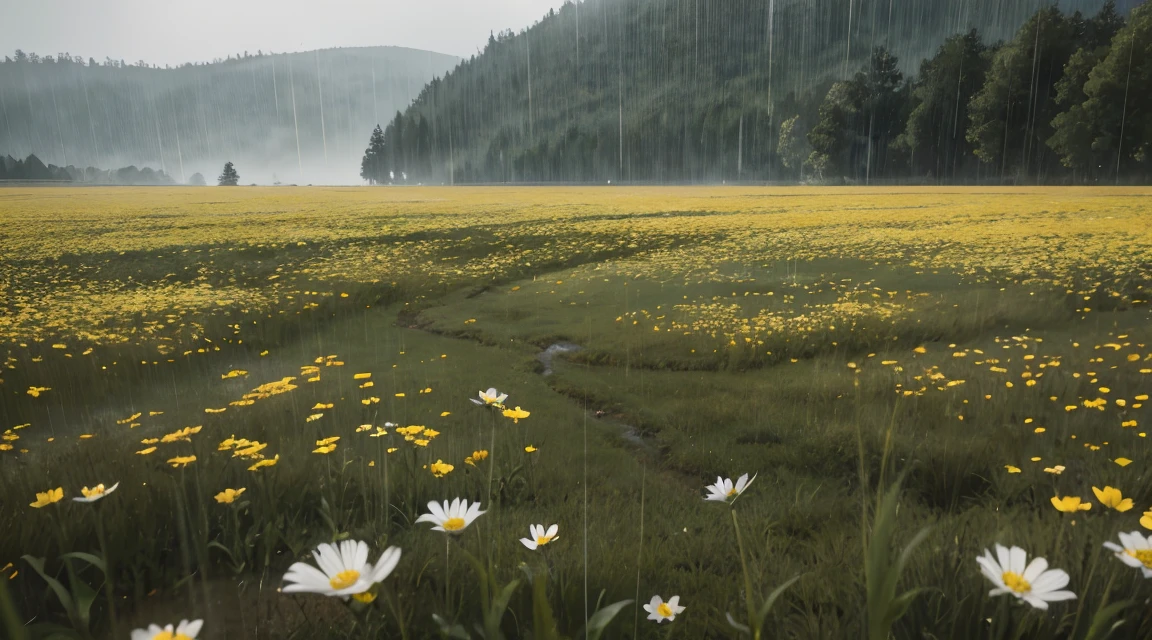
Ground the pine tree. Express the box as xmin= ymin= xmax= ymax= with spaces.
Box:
xmin=967 ymin=7 xmax=1082 ymax=181
xmin=895 ymin=30 xmax=990 ymax=180
xmin=218 ymin=162 xmax=239 ymax=186
xmin=360 ymin=125 xmax=387 ymax=184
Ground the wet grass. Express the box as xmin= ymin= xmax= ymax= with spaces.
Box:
xmin=2 ymin=187 xmax=1152 ymax=639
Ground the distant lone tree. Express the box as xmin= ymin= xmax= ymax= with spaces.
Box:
xmin=778 ymin=115 xmax=811 ymax=180
xmin=188 ymin=172 xmax=206 ymax=186
xmin=218 ymin=162 xmax=239 ymax=186
xmin=360 ymin=125 xmax=387 ymax=184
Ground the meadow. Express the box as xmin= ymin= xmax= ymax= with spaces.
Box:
xmin=2 ymin=185 xmax=1152 ymax=639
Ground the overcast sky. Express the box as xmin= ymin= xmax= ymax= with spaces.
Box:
xmin=1 ymin=0 xmax=568 ymax=65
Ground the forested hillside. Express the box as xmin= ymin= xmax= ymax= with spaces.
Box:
xmin=365 ymin=0 xmax=1146 ymax=184
xmin=0 ymin=47 xmax=459 ymax=184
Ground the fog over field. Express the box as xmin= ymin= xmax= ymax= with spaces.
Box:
xmin=0 ymin=47 xmax=459 ymax=184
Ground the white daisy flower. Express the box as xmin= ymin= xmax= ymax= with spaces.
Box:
xmin=471 ymin=388 xmax=508 ymax=406
xmin=282 ymin=540 xmax=401 ymax=600
xmin=643 ymin=595 xmax=684 ymax=623
xmin=704 ymin=473 xmax=756 ymax=503
xmin=72 ymin=482 xmax=120 ymax=503
xmin=520 ymin=523 xmax=559 ymax=550
xmin=976 ymin=544 xmax=1076 ymax=610
xmin=131 ymin=619 xmax=203 ymax=640
xmin=1103 ymin=531 xmax=1152 ymax=578
xmin=415 ymin=498 xmax=486 ymax=534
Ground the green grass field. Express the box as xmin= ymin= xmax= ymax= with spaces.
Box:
xmin=2 ymin=186 xmax=1152 ymax=639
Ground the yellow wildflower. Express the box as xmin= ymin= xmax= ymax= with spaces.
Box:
xmin=215 ymin=488 xmax=246 ymax=504
xmin=249 ymin=455 xmax=280 ymax=471
xmin=167 ymin=455 xmax=197 ymax=468
xmin=430 ymin=460 xmax=454 ymax=477
xmin=1051 ymin=496 xmax=1091 ymax=512
xmin=30 ymin=487 xmax=64 ymax=508
xmin=1093 ymin=486 xmax=1134 ymax=512
xmin=503 ymin=406 xmax=530 ymax=423
xmin=233 ymin=442 xmax=267 ymax=459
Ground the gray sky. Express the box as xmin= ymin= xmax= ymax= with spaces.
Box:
xmin=0 ymin=0 xmax=567 ymax=65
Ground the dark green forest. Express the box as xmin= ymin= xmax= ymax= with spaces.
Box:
xmin=362 ymin=0 xmax=1150 ymax=185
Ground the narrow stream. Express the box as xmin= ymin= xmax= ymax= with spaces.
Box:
xmin=536 ymin=342 xmax=582 ymax=376
xmin=536 ymin=342 xmax=652 ymax=451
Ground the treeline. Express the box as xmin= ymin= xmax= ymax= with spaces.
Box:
xmin=361 ymin=0 xmax=1147 ymax=185
xmin=0 ymin=153 xmax=177 ymax=184
xmin=3 ymin=48 xmax=286 ymax=70
xmin=798 ymin=2 xmax=1135 ymax=182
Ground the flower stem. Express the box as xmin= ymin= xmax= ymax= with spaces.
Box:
xmin=383 ymin=584 xmax=409 ymax=640
xmin=633 ymin=463 xmax=646 ymax=639
xmin=730 ymin=508 xmax=758 ymax=640
xmin=93 ymin=506 xmax=118 ymax=636
xmin=383 ymin=434 xmax=391 ymax=536
xmin=486 ymin=418 xmax=497 ymax=507
xmin=991 ymin=596 xmax=1009 ymax=640
xmin=48 ymin=510 xmax=89 ymax=638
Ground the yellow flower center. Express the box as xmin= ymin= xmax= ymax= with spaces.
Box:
xmin=82 ymin=485 xmax=106 ymax=498
xmin=726 ymin=487 xmax=738 ymax=497
xmin=352 ymin=590 xmax=377 ymax=604
xmin=536 ymin=536 xmax=553 ymax=546
xmin=152 ymin=632 xmax=193 ymax=640
xmin=657 ymin=602 xmax=673 ymax=618
xmin=1125 ymin=549 xmax=1152 ymax=568
xmin=443 ymin=517 xmax=466 ymax=532
xmin=329 ymin=569 xmax=361 ymax=590
xmin=1001 ymin=571 xmax=1031 ymax=594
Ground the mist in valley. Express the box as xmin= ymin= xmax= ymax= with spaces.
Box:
xmin=0 ymin=47 xmax=458 ymax=184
